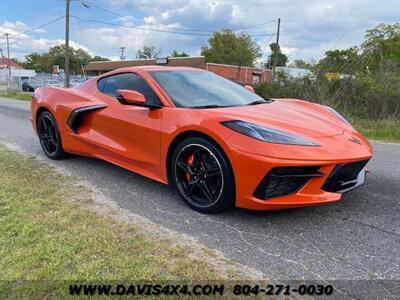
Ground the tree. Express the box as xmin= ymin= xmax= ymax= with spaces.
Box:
xmin=136 ymin=46 xmax=161 ymax=59
xmin=317 ymin=47 xmax=360 ymax=74
xmin=22 ymin=53 xmax=50 ymax=72
xmin=91 ymin=55 xmax=110 ymax=62
xmin=266 ymin=43 xmax=288 ymax=69
xmin=290 ymin=59 xmax=313 ymax=69
xmin=201 ymin=29 xmax=261 ymax=67
xmin=170 ymin=50 xmax=189 ymax=57
xmin=21 ymin=45 xmax=110 ymax=74
xmin=361 ymin=23 xmax=400 ymax=72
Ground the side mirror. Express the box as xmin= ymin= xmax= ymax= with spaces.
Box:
xmin=117 ymin=89 xmax=146 ymax=105
xmin=244 ymin=85 xmax=255 ymax=93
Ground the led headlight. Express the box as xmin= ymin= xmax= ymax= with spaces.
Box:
xmin=221 ymin=120 xmax=320 ymax=146
xmin=324 ymin=106 xmax=353 ymax=127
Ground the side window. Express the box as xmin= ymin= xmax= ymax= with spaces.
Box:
xmin=97 ymin=76 xmax=108 ymax=92
xmin=97 ymin=73 xmax=161 ymax=106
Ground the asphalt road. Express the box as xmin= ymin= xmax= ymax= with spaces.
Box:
xmin=1 ymin=98 xmax=399 ymax=285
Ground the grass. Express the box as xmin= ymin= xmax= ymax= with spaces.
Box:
xmin=0 ymin=92 xmax=32 ymax=101
xmin=351 ymin=117 xmax=400 ymax=143
xmin=0 ymin=145 xmax=228 ymax=298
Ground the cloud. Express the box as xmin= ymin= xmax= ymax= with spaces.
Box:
xmin=82 ymin=0 xmax=398 ymax=62
xmin=78 ymin=23 xmax=203 ymax=59
xmin=0 ymin=21 xmax=92 ymax=60
xmin=2 ymin=1 xmax=399 ymax=63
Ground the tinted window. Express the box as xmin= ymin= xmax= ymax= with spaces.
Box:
xmin=97 ymin=76 xmax=108 ymax=91
xmin=149 ymin=71 xmax=265 ymax=108
xmin=98 ymin=73 xmax=161 ymax=106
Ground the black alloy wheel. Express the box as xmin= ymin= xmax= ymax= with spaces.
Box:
xmin=171 ymin=137 xmax=235 ymax=213
xmin=37 ymin=111 xmax=67 ymax=160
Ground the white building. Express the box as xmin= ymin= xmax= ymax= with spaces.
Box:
xmin=0 ymin=57 xmax=36 ymax=91
xmin=276 ymin=66 xmax=311 ymax=79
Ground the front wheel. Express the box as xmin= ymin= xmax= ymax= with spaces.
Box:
xmin=37 ymin=111 xmax=68 ymax=160
xmin=170 ymin=137 xmax=235 ymax=213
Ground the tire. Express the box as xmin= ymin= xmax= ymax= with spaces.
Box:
xmin=37 ymin=111 xmax=68 ymax=160
xmin=170 ymin=137 xmax=235 ymax=213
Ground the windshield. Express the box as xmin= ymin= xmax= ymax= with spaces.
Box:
xmin=149 ymin=70 xmax=265 ymax=108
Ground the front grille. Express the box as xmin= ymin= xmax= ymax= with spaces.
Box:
xmin=254 ymin=166 xmax=323 ymax=200
xmin=322 ymin=160 xmax=369 ymax=192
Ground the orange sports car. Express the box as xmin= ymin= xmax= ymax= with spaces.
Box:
xmin=31 ymin=66 xmax=373 ymax=213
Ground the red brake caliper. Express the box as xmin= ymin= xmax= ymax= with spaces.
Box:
xmin=186 ymin=154 xmax=195 ymax=182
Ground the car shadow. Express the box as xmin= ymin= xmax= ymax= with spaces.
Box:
xmin=65 ymin=153 xmax=398 ymax=225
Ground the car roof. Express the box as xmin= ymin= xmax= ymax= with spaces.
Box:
xmin=110 ymin=65 xmax=204 ymax=73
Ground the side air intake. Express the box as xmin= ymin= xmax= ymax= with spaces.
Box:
xmin=67 ymin=104 xmax=107 ymax=133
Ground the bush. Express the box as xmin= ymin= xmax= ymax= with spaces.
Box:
xmin=255 ymin=23 xmax=400 ymax=121
xmin=255 ymin=70 xmax=400 ymax=120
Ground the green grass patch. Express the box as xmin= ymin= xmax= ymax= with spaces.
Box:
xmin=0 ymin=146 xmax=226 ymax=297
xmin=351 ymin=118 xmax=400 ymax=143
xmin=0 ymin=92 xmax=32 ymax=101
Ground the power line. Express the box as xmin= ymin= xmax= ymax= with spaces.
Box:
xmin=261 ymin=28 xmax=277 ymax=52
xmin=260 ymin=29 xmax=276 ymax=68
xmin=332 ymin=25 xmax=351 ymax=50
xmin=9 ymin=16 xmax=65 ymax=39
xmin=78 ymin=0 xmax=276 ymax=33
xmin=71 ymin=15 xmax=275 ymax=37
xmin=0 ymin=16 xmax=65 ymax=42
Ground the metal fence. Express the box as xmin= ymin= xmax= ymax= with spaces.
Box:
xmin=0 ymin=72 xmax=92 ymax=92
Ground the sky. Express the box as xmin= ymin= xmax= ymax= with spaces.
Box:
xmin=0 ymin=0 xmax=399 ymax=64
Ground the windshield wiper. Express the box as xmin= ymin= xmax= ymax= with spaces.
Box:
xmin=246 ymin=98 xmax=273 ymax=106
xmin=192 ymin=105 xmax=226 ymax=109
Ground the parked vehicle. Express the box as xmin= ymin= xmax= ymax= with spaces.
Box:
xmin=21 ymin=79 xmax=36 ymax=92
xmin=22 ymin=78 xmax=64 ymax=91
xmin=31 ymin=66 xmax=373 ymax=213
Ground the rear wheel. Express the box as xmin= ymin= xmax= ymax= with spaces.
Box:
xmin=171 ymin=137 xmax=235 ymax=213
xmin=37 ymin=111 xmax=67 ymax=160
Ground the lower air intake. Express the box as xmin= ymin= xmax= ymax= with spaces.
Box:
xmin=254 ymin=166 xmax=322 ymax=200
xmin=322 ymin=160 xmax=369 ymax=192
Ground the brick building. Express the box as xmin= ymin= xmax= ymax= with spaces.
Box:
xmin=206 ymin=63 xmax=272 ymax=85
xmin=84 ymin=56 xmax=272 ymax=85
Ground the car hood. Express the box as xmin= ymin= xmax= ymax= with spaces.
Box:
xmin=209 ymin=99 xmax=346 ymax=138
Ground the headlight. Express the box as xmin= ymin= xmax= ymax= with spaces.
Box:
xmin=221 ymin=120 xmax=320 ymax=146
xmin=324 ymin=106 xmax=352 ymax=127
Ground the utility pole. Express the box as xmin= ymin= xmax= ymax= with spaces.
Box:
xmin=272 ymin=18 xmax=280 ymax=81
xmin=119 ymin=47 xmax=126 ymax=60
xmin=5 ymin=33 xmax=11 ymax=90
xmin=65 ymin=0 xmax=70 ymax=88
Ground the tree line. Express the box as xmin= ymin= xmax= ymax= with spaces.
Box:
xmin=13 ymin=22 xmax=399 ymax=119
xmin=256 ymin=23 xmax=400 ymax=120
xmin=14 ymin=28 xmax=286 ymax=73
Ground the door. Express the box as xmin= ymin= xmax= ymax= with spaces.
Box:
xmin=90 ymin=72 xmax=164 ymax=180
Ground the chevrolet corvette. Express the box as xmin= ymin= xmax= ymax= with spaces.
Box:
xmin=31 ymin=66 xmax=373 ymax=213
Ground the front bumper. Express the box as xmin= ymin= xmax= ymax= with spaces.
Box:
xmin=229 ymin=149 xmax=371 ymax=211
